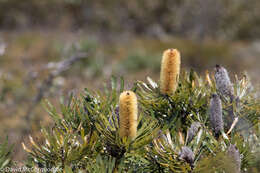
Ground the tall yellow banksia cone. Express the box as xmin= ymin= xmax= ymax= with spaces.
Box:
xmin=119 ymin=91 xmax=138 ymax=139
xmin=160 ymin=49 xmax=181 ymax=95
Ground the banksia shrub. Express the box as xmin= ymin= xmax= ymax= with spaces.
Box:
xmin=119 ymin=91 xmax=138 ymax=139
xmin=22 ymin=49 xmax=260 ymax=172
xmin=160 ymin=49 xmax=181 ymax=95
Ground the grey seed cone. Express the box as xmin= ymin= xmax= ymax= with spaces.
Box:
xmin=187 ymin=122 xmax=201 ymax=143
xmin=227 ymin=144 xmax=241 ymax=173
xmin=214 ymin=65 xmax=234 ymax=101
xmin=179 ymin=146 xmax=195 ymax=166
xmin=209 ymin=94 xmax=224 ymax=138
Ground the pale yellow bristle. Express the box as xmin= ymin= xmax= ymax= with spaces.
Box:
xmin=205 ymin=70 xmax=212 ymax=86
xmin=178 ymin=131 xmax=185 ymax=145
xmin=119 ymin=91 xmax=138 ymax=139
xmin=160 ymin=49 xmax=181 ymax=95
xmin=22 ymin=142 xmax=32 ymax=153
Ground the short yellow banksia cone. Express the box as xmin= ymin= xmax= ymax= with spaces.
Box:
xmin=160 ymin=49 xmax=181 ymax=95
xmin=119 ymin=91 xmax=138 ymax=139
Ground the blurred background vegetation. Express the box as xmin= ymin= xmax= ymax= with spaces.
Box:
xmin=0 ymin=0 xmax=259 ymax=162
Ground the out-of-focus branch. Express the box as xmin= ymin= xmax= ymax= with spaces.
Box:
xmin=24 ymin=52 xmax=88 ymax=124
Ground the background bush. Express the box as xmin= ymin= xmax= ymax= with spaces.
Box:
xmin=1 ymin=0 xmax=260 ymax=40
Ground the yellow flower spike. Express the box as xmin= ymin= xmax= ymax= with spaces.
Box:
xmin=119 ymin=91 xmax=138 ymax=140
xmin=160 ymin=49 xmax=181 ymax=95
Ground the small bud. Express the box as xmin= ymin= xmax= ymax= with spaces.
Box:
xmin=119 ymin=91 xmax=138 ymax=139
xmin=187 ymin=122 xmax=201 ymax=143
xmin=160 ymin=49 xmax=181 ymax=95
xmin=179 ymin=146 xmax=195 ymax=166
xmin=209 ymin=94 xmax=224 ymax=138
xmin=214 ymin=65 xmax=234 ymax=101
xmin=227 ymin=144 xmax=241 ymax=173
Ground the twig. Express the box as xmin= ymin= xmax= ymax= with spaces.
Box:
xmin=227 ymin=117 xmax=239 ymax=135
xmin=24 ymin=52 xmax=88 ymax=124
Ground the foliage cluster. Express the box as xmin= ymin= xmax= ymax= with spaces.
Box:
xmin=21 ymin=62 xmax=260 ymax=172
